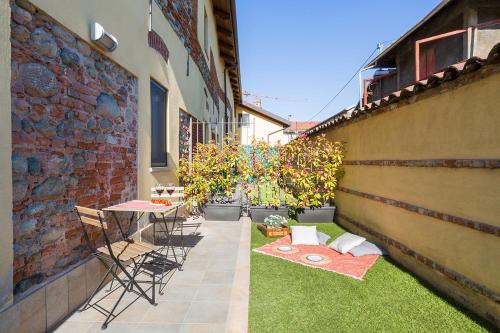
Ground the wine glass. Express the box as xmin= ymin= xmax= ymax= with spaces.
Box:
xmin=166 ymin=183 xmax=175 ymax=197
xmin=155 ymin=184 xmax=165 ymax=197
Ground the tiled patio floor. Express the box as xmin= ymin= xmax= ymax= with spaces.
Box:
xmin=52 ymin=217 xmax=251 ymax=333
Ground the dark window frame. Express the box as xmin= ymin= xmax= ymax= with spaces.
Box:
xmin=238 ymin=113 xmax=249 ymax=127
xmin=150 ymin=79 xmax=168 ymax=167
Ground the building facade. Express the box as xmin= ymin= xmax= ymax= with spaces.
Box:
xmin=236 ymin=102 xmax=291 ymax=145
xmin=0 ymin=0 xmax=241 ymax=330
xmin=364 ymin=0 xmax=500 ymax=105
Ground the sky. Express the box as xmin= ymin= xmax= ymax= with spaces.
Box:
xmin=236 ymin=0 xmax=441 ymax=122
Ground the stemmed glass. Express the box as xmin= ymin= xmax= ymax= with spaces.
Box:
xmin=155 ymin=184 xmax=165 ymax=197
xmin=166 ymin=183 xmax=175 ymax=198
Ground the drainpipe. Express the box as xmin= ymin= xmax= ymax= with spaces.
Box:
xmin=148 ymin=0 xmax=152 ymax=32
xmin=267 ymin=127 xmax=285 ymax=144
xmin=224 ymin=67 xmax=227 ymax=134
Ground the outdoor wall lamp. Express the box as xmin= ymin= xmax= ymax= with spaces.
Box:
xmin=90 ymin=22 xmax=118 ymax=52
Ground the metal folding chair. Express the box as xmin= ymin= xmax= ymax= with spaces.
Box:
xmin=75 ymin=206 xmax=159 ymax=329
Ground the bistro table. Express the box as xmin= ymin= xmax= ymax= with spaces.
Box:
xmin=103 ymin=200 xmax=185 ymax=271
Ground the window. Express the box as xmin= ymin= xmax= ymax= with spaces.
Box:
xmin=203 ymin=8 xmax=209 ymax=56
xmin=150 ymin=79 xmax=167 ymax=167
xmin=238 ymin=114 xmax=249 ymax=127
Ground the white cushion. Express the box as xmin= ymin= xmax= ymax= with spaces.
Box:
xmin=349 ymin=241 xmax=384 ymax=257
xmin=291 ymin=226 xmax=319 ymax=245
xmin=329 ymin=232 xmax=366 ymax=254
xmin=316 ymin=231 xmax=331 ymax=245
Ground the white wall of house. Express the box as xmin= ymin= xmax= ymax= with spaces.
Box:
xmin=236 ymin=106 xmax=290 ymax=145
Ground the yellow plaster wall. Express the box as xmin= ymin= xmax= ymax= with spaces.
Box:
xmin=0 ymin=0 xmax=13 ymax=310
xmin=326 ymin=73 xmax=500 ymax=160
xmin=29 ymin=0 xmax=236 ymax=200
xmin=319 ymin=70 xmax=500 ymax=324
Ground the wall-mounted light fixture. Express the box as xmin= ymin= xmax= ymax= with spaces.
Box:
xmin=90 ymin=22 xmax=118 ymax=52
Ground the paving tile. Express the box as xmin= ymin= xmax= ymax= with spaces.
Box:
xmin=52 ymin=321 xmax=93 ymax=333
xmin=207 ymin=258 xmax=237 ymax=271
xmin=51 ymin=218 xmax=249 ymax=332
xmin=194 ymin=285 xmax=232 ymax=302
xmin=46 ymin=275 xmax=69 ymax=329
xmin=201 ymin=271 xmax=235 ymax=285
xmin=139 ymin=301 xmax=191 ymax=323
xmin=68 ymin=264 xmax=88 ymax=311
xmin=0 ymin=303 xmax=20 ymax=333
xmin=183 ymin=301 xmax=229 ymax=324
xmin=169 ymin=270 xmax=205 ymax=285
xmin=131 ymin=323 xmax=181 ymax=333
xmin=181 ymin=257 xmax=211 ymax=271
xmin=86 ymin=322 xmax=135 ymax=333
xmin=85 ymin=258 xmax=105 ymax=298
xmin=178 ymin=323 xmax=226 ymax=333
xmin=18 ymin=286 xmax=46 ymax=333
xmin=158 ymin=284 xmax=199 ymax=301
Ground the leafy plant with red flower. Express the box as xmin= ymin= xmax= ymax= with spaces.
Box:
xmin=279 ymin=134 xmax=344 ymax=208
xmin=177 ymin=137 xmax=243 ymax=206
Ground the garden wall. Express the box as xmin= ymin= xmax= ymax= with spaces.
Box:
xmin=314 ymin=63 xmax=500 ymax=326
xmin=10 ymin=0 xmax=138 ymax=295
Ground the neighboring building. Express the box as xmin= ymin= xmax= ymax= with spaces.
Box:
xmin=236 ymin=102 xmax=291 ymax=145
xmin=284 ymin=121 xmax=320 ymax=139
xmin=363 ymin=0 xmax=500 ymax=105
xmin=305 ymin=0 xmax=500 ymax=326
xmin=0 ymin=0 xmax=241 ymax=327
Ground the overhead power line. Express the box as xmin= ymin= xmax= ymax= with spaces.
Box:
xmin=307 ymin=46 xmax=379 ymax=121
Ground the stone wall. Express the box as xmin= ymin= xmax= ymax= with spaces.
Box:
xmin=179 ymin=109 xmax=191 ymax=160
xmin=10 ymin=0 xmax=138 ymax=295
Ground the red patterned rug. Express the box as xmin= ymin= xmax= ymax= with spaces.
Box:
xmin=253 ymin=235 xmax=379 ymax=280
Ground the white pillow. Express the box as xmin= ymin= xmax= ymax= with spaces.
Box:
xmin=329 ymin=232 xmax=366 ymax=254
xmin=291 ymin=226 xmax=319 ymax=245
xmin=316 ymin=231 xmax=331 ymax=245
xmin=349 ymin=241 xmax=384 ymax=257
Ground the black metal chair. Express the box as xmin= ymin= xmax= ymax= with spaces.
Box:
xmin=75 ymin=206 xmax=159 ymax=329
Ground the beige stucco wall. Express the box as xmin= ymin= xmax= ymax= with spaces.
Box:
xmin=29 ymin=0 xmax=236 ymax=200
xmin=236 ymin=106 xmax=290 ymax=145
xmin=318 ymin=70 xmax=500 ymax=325
xmin=0 ymin=0 xmax=13 ymax=310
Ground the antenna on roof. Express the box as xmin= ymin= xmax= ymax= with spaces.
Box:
xmin=377 ymin=42 xmax=384 ymax=53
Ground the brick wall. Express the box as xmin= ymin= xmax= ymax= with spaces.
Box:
xmin=155 ymin=0 xmax=233 ymax=113
xmin=10 ymin=0 xmax=138 ymax=295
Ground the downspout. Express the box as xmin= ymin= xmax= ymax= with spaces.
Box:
xmin=148 ymin=0 xmax=152 ymax=32
xmin=224 ymin=67 xmax=227 ymax=134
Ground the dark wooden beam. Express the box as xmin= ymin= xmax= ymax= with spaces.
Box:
xmin=214 ymin=7 xmax=231 ymax=20
xmin=220 ymin=51 xmax=236 ymax=62
xmin=216 ymin=25 xmax=233 ymax=38
xmin=218 ymin=40 xmax=234 ymax=52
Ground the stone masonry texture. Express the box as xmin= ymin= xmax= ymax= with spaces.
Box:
xmin=10 ymin=0 xmax=138 ymax=295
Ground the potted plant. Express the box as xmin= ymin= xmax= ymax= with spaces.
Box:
xmin=243 ymin=140 xmax=289 ymax=223
xmin=177 ymin=137 xmax=243 ymax=221
xmin=257 ymin=215 xmax=290 ymax=238
xmin=279 ymin=134 xmax=344 ymax=223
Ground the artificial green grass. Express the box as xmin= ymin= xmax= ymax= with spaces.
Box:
xmin=249 ymin=222 xmax=494 ymax=333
